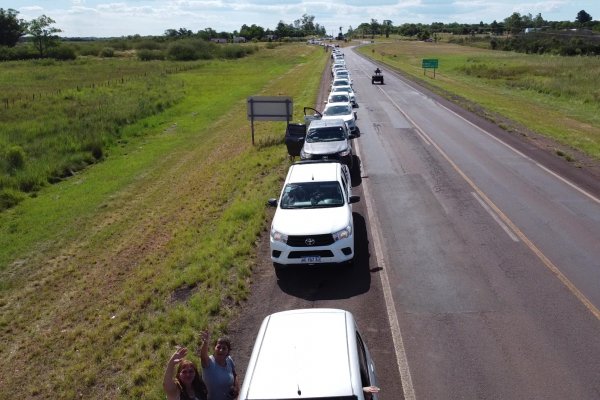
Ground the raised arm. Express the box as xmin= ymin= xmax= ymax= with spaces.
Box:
xmin=163 ymin=347 xmax=187 ymax=400
xmin=199 ymin=330 xmax=211 ymax=369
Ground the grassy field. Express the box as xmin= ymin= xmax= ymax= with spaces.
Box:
xmin=0 ymin=43 xmax=326 ymax=399
xmin=0 ymin=57 xmax=214 ymax=210
xmin=358 ymin=40 xmax=600 ymax=161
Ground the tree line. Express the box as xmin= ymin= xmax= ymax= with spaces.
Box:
xmin=1 ymin=7 xmax=598 ymax=61
xmin=349 ymin=10 xmax=597 ymax=39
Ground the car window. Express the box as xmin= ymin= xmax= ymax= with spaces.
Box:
xmin=329 ymin=94 xmax=350 ymax=103
xmin=333 ymin=80 xmax=350 ymax=87
xmin=280 ymin=182 xmax=344 ymax=209
xmin=306 ymin=126 xmax=347 ymax=142
xmin=341 ymin=170 xmax=349 ymax=198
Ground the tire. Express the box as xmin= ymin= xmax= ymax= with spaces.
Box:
xmin=274 ymin=263 xmax=286 ymax=279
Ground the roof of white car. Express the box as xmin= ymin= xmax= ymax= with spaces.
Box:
xmin=287 ymin=160 xmax=343 ymax=184
xmin=244 ymin=309 xmax=357 ymax=399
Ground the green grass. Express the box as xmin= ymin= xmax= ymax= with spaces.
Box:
xmin=0 ymin=58 xmax=214 ymax=209
xmin=358 ymin=40 xmax=600 ymax=160
xmin=0 ymin=43 xmax=326 ymax=399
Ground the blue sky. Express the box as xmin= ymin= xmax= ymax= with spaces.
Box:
xmin=3 ymin=0 xmax=599 ymax=37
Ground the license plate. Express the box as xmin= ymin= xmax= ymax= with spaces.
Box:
xmin=301 ymin=256 xmax=321 ymax=263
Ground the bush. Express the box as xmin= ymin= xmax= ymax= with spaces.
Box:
xmin=48 ymin=46 xmax=77 ymax=61
xmin=137 ymin=49 xmax=165 ymax=61
xmin=167 ymin=41 xmax=199 ymax=60
xmin=0 ymin=45 xmax=37 ymax=61
xmin=99 ymin=47 xmax=115 ymax=57
xmin=0 ymin=188 xmax=26 ymax=210
xmin=220 ymin=45 xmax=248 ymax=59
xmin=135 ymin=40 xmax=162 ymax=50
xmin=5 ymin=146 xmax=26 ymax=171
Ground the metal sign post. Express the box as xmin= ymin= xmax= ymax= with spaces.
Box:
xmin=247 ymin=96 xmax=293 ymax=145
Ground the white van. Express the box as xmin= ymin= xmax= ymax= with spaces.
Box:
xmin=239 ymin=308 xmax=379 ymax=400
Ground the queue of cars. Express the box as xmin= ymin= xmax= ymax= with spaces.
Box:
xmin=238 ymin=46 xmax=379 ymax=400
xmin=269 ymin=47 xmax=361 ymax=271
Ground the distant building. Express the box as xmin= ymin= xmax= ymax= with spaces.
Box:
xmin=233 ymin=36 xmax=246 ymax=43
xmin=210 ymin=38 xmax=228 ymax=44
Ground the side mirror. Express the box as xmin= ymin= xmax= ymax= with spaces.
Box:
xmin=349 ymin=195 xmax=360 ymax=204
xmin=267 ymin=198 xmax=278 ymax=207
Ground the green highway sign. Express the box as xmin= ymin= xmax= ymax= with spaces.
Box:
xmin=422 ymin=59 xmax=439 ymax=69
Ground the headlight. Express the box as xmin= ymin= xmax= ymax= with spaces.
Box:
xmin=271 ymin=228 xmax=288 ymax=243
xmin=300 ymin=148 xmax=311 ymax=159
xmin=332 ymin=225 xmax=352 ymax=241
xmin=338 ymin=148 xmax=351 ymax=157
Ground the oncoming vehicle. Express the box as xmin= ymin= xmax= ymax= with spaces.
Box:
xmin=321 ymin=102 xmax=359 ymax=136
xmin=268 ymin=160 xmax=359 ymax=269
xmin=239 ymin=308 xmax=379 ymax=400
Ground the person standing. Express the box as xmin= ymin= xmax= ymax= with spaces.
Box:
xmin=163 ymin=346 xmax=208 ymax=400
xmin=199 ymin=331 xmax=240 ymax=400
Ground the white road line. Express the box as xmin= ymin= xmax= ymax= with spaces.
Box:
xmin=357 ymin=56 xmax=599 ymax=205
xmin=355 ymin=143 xmax=417 ymax=400
xmin=356 ymin=54 xmax=600 ymax=320
xmin=472 ymin=192 xmax=520 ymax=242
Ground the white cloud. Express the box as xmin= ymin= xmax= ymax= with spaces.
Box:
xmin=11 ymin=0 xmax=600 ymax=37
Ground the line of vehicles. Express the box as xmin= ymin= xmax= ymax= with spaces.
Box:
xmin=236 ymin=48 xmax=381 ymax=400
xmin=273 ymin=47 xmax=361 ymax=272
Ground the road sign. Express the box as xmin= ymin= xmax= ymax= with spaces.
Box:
xmin=247 ymin=96 xmax=293 ymax=121
xmin=246 ymin=96 xmax=293 ymax=145
xmin=422 ymin=59 xmax=439 ymax=69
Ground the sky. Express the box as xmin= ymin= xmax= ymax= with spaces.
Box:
xmin=3 ymin=0 xmax=599 ymax=38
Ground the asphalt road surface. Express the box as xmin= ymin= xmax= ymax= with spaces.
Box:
xmin=230 ymin=46 xmax=600 ymax=400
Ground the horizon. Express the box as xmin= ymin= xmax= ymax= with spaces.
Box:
xmin=6 ymin=0 xmax=599 ymax=38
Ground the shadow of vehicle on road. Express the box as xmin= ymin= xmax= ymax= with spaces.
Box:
xmin=351 ymin=155 xmax=362 ymax=187
xmin=275 ymin=212 xmax=372 ymax=300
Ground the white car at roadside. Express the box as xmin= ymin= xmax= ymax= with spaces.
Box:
xmin=330 ymin=84 xmax=357 ymax=107
xmin=268 ymin=160 xmax=359 ymax=270
xmin=239 ymin=308 xmax=379 ymax=400
xmin=321 ymin=101 xmax=359 ymax=136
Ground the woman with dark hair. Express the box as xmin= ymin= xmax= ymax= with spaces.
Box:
xmin=199 ymin=331 xmax=240 ymax=400
xmin=164 ymin=346 xmax=208 ymax=400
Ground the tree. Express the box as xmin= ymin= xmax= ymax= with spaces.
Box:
xmin=27 ymin=15 xmax=62 ymax=57
xmin=0 ymin=8 xmax=27 ymax=47
xmin=533 ymin=13 xmax=546 ymax=28
xmin=370 ymin=19 xmax=380 ymax=38
xmin=275 ymin=21 xmax=292 ymax=38
xmin=382 ymin=20 xmax=393 ymax=38
xmin=576 ymin=10 xmax=592 ymax=26
xmin=300 ymin=14 xmax=316 ymax=36
xmin=504 ymin=12 xmax=524 ymax=35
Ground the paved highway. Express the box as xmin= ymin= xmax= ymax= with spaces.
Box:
xmin=345 ymin=47 xmax=600 ymax=399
